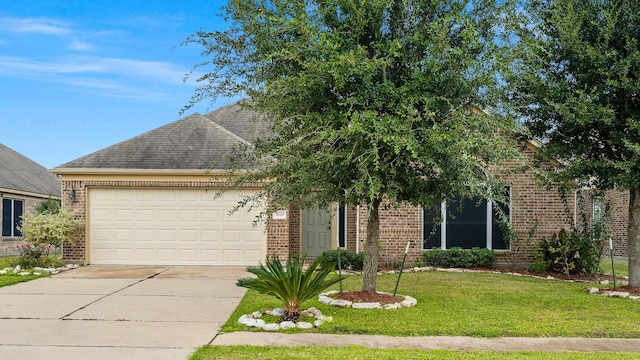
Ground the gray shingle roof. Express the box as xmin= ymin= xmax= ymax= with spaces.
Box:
xmin=0 ymin=144 xmax=61 ymax=197
xmin=55 ymin=104 xmax=271 ymax=170
xmin=203 ymin=103 xmax=273 ymax=143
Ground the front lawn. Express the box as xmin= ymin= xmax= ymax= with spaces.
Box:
xmin=600 ymin=257 xmax=628 ymax=277
xmin=222 ymin=270 xmax=640 ymax=338
xmin=191 ymin=345 xmax=639 ymax=360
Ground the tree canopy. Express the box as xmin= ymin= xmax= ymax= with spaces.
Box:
xmin=507 ymin=0 xmax=640 ymax=286
xmin=186 ymin=0 xmax=520 ymax=291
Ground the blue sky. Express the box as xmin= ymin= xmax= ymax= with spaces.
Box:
xmin=0 ymin=0 xmax=235 ymax=168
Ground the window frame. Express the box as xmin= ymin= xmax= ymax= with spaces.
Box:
xmin=422 ymin=187 xmax=511 ymax=251
xmin=2 ymin=198 xmax=24 ymax=237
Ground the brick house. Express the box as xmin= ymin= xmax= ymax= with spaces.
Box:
xmin=0 ymin=144 xmax=61 ymax=255
xmin=52 ymin=104 xmax=629 ymax=268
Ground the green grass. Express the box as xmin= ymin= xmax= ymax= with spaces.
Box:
xmin=190 ymin=345 xmax=639 ymax=360
xmin=221 ymin=271 xmax=640 ymax=338
xmin=600 ymin=257 xmax=628 ymax=277
xmin=0 ymin=256 xmax=15 ymax=269
xmin=0 ymin=256 xmax=49 ymax=287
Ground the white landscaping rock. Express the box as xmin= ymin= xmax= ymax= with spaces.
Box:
xmin=609 ymin=291 xmax=630 ymax=299
xmin=352 ymin=302 xmax=382 ymax=309
xmin=296 ymin=322 xmax=313 ymax=329
xmin=330 ymin=299 xmax=352 ymax=308
xmin=251 ymin=311 xmax=262 ymax=318
xmin=401 ymin=296 xmax=418 ymax=308
xmin=263 ymin=323 xmax=280 ymax=331
xmin=383 ymin=303 xmax=401 ymax=310
xmin=314 ymin=319 xmax=324 ymax=327
xmin=279 ymin=321 xmax=296 ymax=329
xmin=318 ymin=295 xmax=333 ymax=305
xmin=629 ymin=296 xmax=640 ymax=301
xmin=589 ymin=287 xmax=601 ymax=295
xmin=600 ymin=280 xmax=610 ymax=285
xmin=271 ymin=308 xmax=284 ymax=317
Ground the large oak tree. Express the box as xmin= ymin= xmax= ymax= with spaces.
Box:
xmin=186 ymin=0 xmax=518 ymax=292
xmin=507 ymin=0 xmax=640 ymax=286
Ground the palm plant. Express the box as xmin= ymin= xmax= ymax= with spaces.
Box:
xmin=237 ymin=254 xmax=343 ymax=323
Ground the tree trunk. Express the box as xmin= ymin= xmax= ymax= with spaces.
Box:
xmin=628 ymin=186 xmax=640 ymax=288
xmin=362 ymin=199 xmax=381 ymax=293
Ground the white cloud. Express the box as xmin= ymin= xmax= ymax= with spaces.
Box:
xmin=0 ymin=55 xmax=192 ymax=101
xmin=0 ymin=17 xmax=70 ymax=36
xmin=69 ymin=39 xmax=93 ymax=51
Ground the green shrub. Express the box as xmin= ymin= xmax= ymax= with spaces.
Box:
xmin=320 ymin=249 xmax=364 ymax=270
xmin=533 ymin=190 xmax=609 ymax=276
xmin=422 ymin=247 xmax=497 ymax=269
xmin=10 ymin=243 xmax=62 ymax=269
xmin=15 ymin=209 xmax=80 ymax=269
xmin=237 ymin=254 xmax=343 ymax=323
xmin=18 ymin=210 xmax=81 ymax=249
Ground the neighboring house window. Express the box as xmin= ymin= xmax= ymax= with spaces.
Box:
xmin=592 ymin=196 xmax=603 ymax=223
xmin=2 ymin=198 xmax=23 ymax=237
xmin=423 ymin=187 xmax=511 ymax=250
xmin=338 ymin=205 xmax=347 ymax=248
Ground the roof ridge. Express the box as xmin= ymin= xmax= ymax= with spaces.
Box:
xmin=202 ymin=114 xmax=253 ymax=146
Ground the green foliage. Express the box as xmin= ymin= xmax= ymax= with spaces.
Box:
xmin=506 ymin=1 xmax=640 ymax=285
xmin=533 ymin=191 xmax=609 ymax=276
xmin=34 ymin=198 xmax=61 ymax=214
xmin=16 ymin=210 xmax=80 ymax=269
xmin=320 ymin=249 xmax=364 ymax=271
xmin=236 ymin=255 xmax=344 ymax=322
xmin=186 ymin=0 xmax=521 ymax=292
xmin=18 ymin=210 xmax=81 ymax=249
xmin=10 ymin=244 xmax=62 ymax=269
xmin=422 ymin=247 xmax=497 ymax=269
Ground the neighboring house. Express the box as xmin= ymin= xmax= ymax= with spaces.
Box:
xmin=52 ymin=104 xmax=629 ymax=268
xmin=0 ymin=144 xmax=61 ymax=255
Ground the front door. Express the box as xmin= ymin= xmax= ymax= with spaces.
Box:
xmin=301 ymin=207 xmax=332 ymax=257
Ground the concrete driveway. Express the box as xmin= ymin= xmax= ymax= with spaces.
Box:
xmin=0 ymin=266 xmax=248 ymax=360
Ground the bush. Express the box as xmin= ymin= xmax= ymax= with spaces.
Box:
xmin=534 ymin=228 xmax=605 ymax=276
xmin=14 ymin=209 xmax=80 ymax=269
xmin=18 ymin=210 xmax=81 ymax=249
xmin=533 ymin=190 xmax=609 ymax=276
xmin=422 ymin=247 xmax=497 ymax=269
xmin=320 ymin=249 xmax=364 ymax=270
xmin=10 ymin=243 xmax=63 ymax=269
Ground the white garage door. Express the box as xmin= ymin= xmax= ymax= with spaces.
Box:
xmin=88 ymin=188 xmax=266 ymax=265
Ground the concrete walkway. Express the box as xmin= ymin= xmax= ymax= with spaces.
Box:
xmin=211 ymin=332 xmax=640 ymax=353
xmin=0 ymin=266 xmax=248 ymax=360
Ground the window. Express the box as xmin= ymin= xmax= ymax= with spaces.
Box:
xmin=2 ymin=198 xmax=23 ymax=237
xmin=423 ymin=187 xmax=511 ymax=250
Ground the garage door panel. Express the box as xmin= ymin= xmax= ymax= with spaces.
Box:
xmin=89 ymin=188 xmax=265 ymax=265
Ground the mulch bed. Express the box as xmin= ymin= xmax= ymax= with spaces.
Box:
xmin=330 ymin=291 xmax=403 ymax=304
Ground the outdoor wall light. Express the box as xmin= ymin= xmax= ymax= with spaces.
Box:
xmin=69 ymin=188 xmax=77 ymax=203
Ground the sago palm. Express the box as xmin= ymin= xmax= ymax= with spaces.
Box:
xmin=237 ymin=254 xmax=343 ymax=323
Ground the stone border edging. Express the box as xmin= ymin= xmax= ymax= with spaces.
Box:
xmin=319 ymin=290 xmax=417 ymax=309
xmin=238 ymin=307 xmax=332 ymax=331
xmin=0 ymin=264 xmax=79 ymax=276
